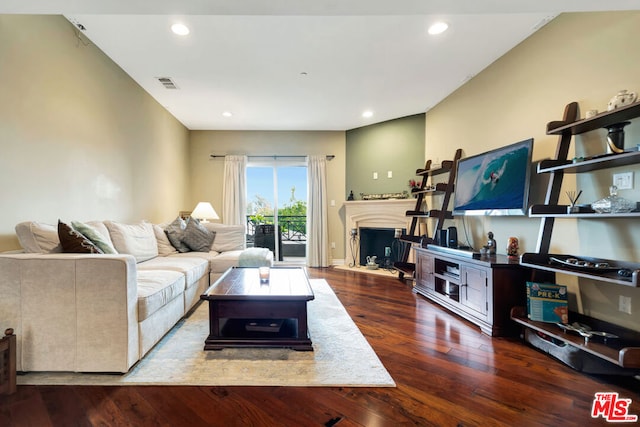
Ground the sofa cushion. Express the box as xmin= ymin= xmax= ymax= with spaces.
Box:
xmin=138 ymin=256 xmax=209 ymax=287
xmin=153 ymin=224 xmax=178 ymax=256
xmin=203 ymin=223 xmax=246 ymax=252
xmin=105 ymin=221 xmax=158 ymax=263
xmin=164 ymin=216 xmax=191 ymax=253
xmin=169 ymin=251 xmax=218 ymax=271
xmin=208 ymin=249 xmax=246 ymax=274
xmin=136 ymin=270 xmax=185 ymax=321
xmin=182 ymin=218 xmax=216 ymax=252
xmin=58 ymin=221 xmax=103 ymax=254
xmin=71 ymin=221 xmax=117 ymax=254
xmin=15 ymin=221 xmax=62 ymax=253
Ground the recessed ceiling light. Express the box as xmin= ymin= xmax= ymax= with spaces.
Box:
xmin=171 ymin=23 xmax=190 ymax=36
xmin=428 ymin=21 xmax=449 ymax=35
xmin=222 ymin=111 xmax=233 ymax=118
xmin=362 ymin=111 xmax=373 ymax=118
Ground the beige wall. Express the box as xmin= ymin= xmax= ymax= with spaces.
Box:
xmin=0 ymin=15 xmax=190 ymax=251
xmin=425 ymin=12 xmax=640 ymax=330
xmin=189 ymin=130 xmax=347 ymax=261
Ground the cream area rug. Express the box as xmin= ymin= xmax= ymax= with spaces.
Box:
xmin=18 ymin=279 xmax=395 ymax=387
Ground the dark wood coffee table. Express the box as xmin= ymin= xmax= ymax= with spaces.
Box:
xmin=200 ymin=267 xmax=315 ymax=351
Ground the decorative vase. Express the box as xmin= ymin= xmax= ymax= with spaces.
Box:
xmin=605 ymin=121 xmax=630 ymax=154
xmin=607 ymin=90 xmax=637 ymax=111
xmin=591 ymin=185 xmax=635 ymax=213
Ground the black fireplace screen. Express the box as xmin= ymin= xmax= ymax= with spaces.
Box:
xmin=359 ymin=227 xmax=405 ymax=267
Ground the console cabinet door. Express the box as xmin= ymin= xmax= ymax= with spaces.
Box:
xmin=416 ymin=252 xmax=435 ymax=291
xmin=460 ymin=265 xmax=487 ymax=315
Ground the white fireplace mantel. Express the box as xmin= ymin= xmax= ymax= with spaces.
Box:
xmin=344 ymin=199 xmax=416 ymax=237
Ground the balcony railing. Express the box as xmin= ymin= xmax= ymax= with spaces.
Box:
xmin=246 ymin=215 xmax=307 ymax=242
xmin=246 ymin=215 xmax=307 ymax=260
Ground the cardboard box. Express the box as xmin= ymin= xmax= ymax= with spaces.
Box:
xmin=526 ymin=282 xmax=568 ymax=323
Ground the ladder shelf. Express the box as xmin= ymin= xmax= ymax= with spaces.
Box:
xmin=394 ymin=149 xmax=462 ymax=280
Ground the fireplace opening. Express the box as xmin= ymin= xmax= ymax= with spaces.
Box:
xmin=359 ymin=227 xmax=405 ymax=267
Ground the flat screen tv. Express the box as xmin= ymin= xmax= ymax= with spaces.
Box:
xmin=453 ymin=138 xmax=533 ymax=216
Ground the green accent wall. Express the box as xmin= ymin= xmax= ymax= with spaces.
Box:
xmin=345 ymin=114 xmax=425 ymax=200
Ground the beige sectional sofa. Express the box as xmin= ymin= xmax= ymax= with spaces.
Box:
xmin=0 ymin=219 xmax=272 ymax=373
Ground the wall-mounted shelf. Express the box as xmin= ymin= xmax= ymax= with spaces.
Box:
xmin=398 ymin=235 xmax=422 ymax=245
xmin=532 ymin=100 xmax=640 ymax=258
xmin=529 ymin=205 xmax=640 ymax=218
xmin=511 ymin=307 xmax=640 ymax=369
xmin=515 ymin=100 xmax=640 ymax=375
xmin=394 ymin=149 xmax=461 ymax=280
xmin=520 ymin=253 xmax=640 ymax=287
xmin=404 ymin=209 xmax=454 ymax=219
xmin=538 ymin=150 xmax=640 ymax=173
xmin=529 ymin=212 xmax=640 ymax=219
xmin=416 ymin=160 xmax=454 ymax=177
xmin=546 ymin=100 xmax=640 ymax=135
xmin=411 ymin=182 xmax=450 ymax=195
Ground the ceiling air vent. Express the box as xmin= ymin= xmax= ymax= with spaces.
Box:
xmin=156 ymin=77 xmax=178 ymax=89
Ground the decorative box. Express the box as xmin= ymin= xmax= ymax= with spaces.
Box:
xmin=526 ymin=282 xmax=568 ymax=323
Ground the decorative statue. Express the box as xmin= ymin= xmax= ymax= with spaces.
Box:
xmin=486 ymin=232 xmax=497 ymax=255
xmin=347 ymin=190 xmax=355 ymax=201
xmin=507 ymin=237 xmax=519 ymax=257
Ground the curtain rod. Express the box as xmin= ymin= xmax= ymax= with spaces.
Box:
xmin=209 ymin=154 xmax=334 ymax=160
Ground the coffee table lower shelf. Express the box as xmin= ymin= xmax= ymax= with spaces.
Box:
xmin=204 ymin=318 xmax=313 ymax=351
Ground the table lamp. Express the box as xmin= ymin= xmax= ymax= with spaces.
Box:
xmin=191 ymin=202 xmax=219 ymax=223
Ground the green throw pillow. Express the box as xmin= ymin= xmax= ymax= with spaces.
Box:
xmin=71 ymin=221 xmax=118 ymax=254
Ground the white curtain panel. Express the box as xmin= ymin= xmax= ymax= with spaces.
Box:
xmin=222 ymin=155 xmax=247 ymax=226
xmin=307 ymin=155 xmax=329 ymax=267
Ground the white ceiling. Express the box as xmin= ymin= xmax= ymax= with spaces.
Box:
xmin=3 ymin=1 xmax=639 ymax=131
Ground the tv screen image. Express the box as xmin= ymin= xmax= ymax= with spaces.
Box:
xmin=453 ymin=138 xmax=533 ymax=216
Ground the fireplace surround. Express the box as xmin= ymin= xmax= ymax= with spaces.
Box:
xmin=343 ymin=199 xmax=416 ymax=266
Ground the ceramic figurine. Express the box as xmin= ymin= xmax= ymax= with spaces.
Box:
xmin=507 ymin=237 xmax=519 ymax=257
xmin=607 ymin=89 xmax=637 ymax=111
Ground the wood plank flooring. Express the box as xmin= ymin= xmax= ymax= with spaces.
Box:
xmin=1 ymin=267 xmax=638 ymax=426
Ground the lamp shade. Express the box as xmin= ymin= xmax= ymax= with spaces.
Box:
xmin=191 ymin=202 xmax=219 ymax=223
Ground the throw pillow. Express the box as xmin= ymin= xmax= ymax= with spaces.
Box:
xmin=164 ymin=216 xmax=191 ymax=253
xmin=71 ymin=220 xmax=118 ymax=254
xmin=181 ymin=217 xmax=216 ymax=252
xmin=15 ymin=221 xmax=63 ymax=253
xmin=86 ymin=221 xmax=116 ymax=246
xmin=57 ymin=220 xmax=104 ymax=254
xmin=153 ymin=224 xmax=178 ymax=255
xmin=104 ymin=220 xmax=158 ymax=262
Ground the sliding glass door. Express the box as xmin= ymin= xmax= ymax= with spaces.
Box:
xmin=246 ymin=159 xmax=307 ymax=263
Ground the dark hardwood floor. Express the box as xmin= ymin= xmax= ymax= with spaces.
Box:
xmin=1 ymin=267 xmax=638 ymax=426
